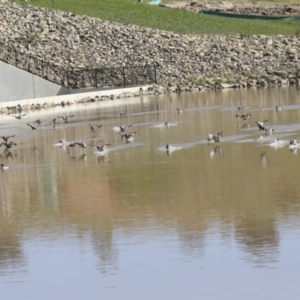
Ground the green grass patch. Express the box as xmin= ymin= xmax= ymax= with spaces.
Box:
xmin=12 ymin=0 xmax=299 ymax=36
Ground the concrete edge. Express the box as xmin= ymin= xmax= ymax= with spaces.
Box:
xmin=0 ymin=85 xmax=153 ymax=109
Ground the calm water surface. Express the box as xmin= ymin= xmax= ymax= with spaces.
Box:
xmin=1 ymin=86 xmax=300 ymax=299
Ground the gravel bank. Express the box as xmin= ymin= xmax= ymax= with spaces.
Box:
xmin=0 ymin=0 xmax=299 ymax=98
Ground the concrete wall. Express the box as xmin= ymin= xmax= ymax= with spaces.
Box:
xmin=0 ymin=85 xmax=152 ymax=110
xmin=0 ymin=60 xmax=70 ymax=102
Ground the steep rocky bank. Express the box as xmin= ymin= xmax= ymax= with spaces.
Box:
xmin=0 ymin=0 xmax=300 ymax=96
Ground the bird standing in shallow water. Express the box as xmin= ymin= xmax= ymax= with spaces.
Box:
xmin=213 ymin=132 xmax=222 ymax=142
xmin=207 ymin=131 xmax=223 ymax=143
xmin=0 ymin=164 xmax=9 ymax=170
xmin=166 ymin=143 xmax=170 ymax=152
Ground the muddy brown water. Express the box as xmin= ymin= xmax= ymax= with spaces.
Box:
xmin=1 ymin=86 xmax=300 ymax=299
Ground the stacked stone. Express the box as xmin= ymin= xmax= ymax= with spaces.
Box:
xmin=0 ymin=1 xmax=299 ymax=90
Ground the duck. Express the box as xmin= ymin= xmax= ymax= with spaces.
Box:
xmin=114 ymin=124 xmax=132 ymax=132
xmin=264 ymin=127 xmax=274 ymax=134
xmin=121 ymin=131 xmax=137 ymax=142
xmin=0 ymin=141 xmax=17 ymax=149
xmin=213 ymin=132 xmax=223 ymax=142
xmin=289 ymin=138 xmax=298 ymax=150
xmin=56 ymin=139 xmax=67 ymax=147
xmin=69 ymin=142 xmax=86 ymax=148
xmin=236 ymin=113 xmax=251 ymax=120
xmin=0 ymin=164 xmax=9 ymax=170
xmin=89 ymin=124 xmax=103 ymax=132
xmin=34 ymin=119 xmax=42 ymax=125
xmin=27 ymin=123 xmax=37 ymax=130
xmin=207 ymin=133 xmax=214 ymax=142
xmin=207 ymin=131 xmax=223 ymax=143
xmin=290 ymin=138 xmax=297 ymax=146
xmin=52 ymin=118 xmax=58 ymax=129
xmin=256 ymin=120 xmax=268 ymax=131
xmin=91 ymin=144 xmax=111 ymax=152
xmin=10 ymin=114 xmax=27 ymax=119
xmin=0 ymin=135 xmax=15 ymax=142
xmin=56 ymin=115 xmax=75 ymax=123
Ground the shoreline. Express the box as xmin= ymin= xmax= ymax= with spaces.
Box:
xmin=1 ymin=82 xmax=298 ymax=117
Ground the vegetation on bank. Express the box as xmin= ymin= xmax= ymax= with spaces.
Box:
xmin=11 ymin=0 xmax=299 ymax=36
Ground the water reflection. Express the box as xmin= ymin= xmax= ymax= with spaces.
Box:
xmin=92 ymin=225 xmax=119 ymax=275
xmin=210 ymin=146 xmax=224 ymax=159
xmin=260 ymin=152 xmax=267 ymax=167
xmin=0 ymin=232 xmax=25 ymax=276
xmin=1 ymin=86 xmax=300 ymax=297
xmin=235 ymin=216 xmax=280 ymax=266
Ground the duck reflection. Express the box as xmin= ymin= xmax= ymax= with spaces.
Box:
xmin=0 ymin=151 xmax=16 ymax=159
xmin=260 ymin=152 xmax=267 ymax=167
xmin=241 ymin=122 xmax=250 ymax=129
xmin=96 ymin=155 xmax=107 ymax=163
xmin=210 ymin=146 xmax=223 ymax=159
xmin=69 ymin=154 xmax=87 ymax=161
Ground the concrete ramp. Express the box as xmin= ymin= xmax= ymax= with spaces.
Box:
xmin=0 ymin=61 xmax=70 ymax=102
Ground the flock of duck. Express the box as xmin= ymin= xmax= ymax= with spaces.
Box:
xmin=0 ymin=104 xmax=299 ymax=170
xmin=205 ymin=105 xmax=299 ymax=153
xmin=0 ymin=111 xmax=142 ymax=170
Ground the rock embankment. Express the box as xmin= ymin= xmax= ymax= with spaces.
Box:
xmin=0 ymin=0 xmax=300 ymax=94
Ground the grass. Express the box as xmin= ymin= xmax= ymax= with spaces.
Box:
xmin=11 ymin=0 xmax=300 ymax=36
